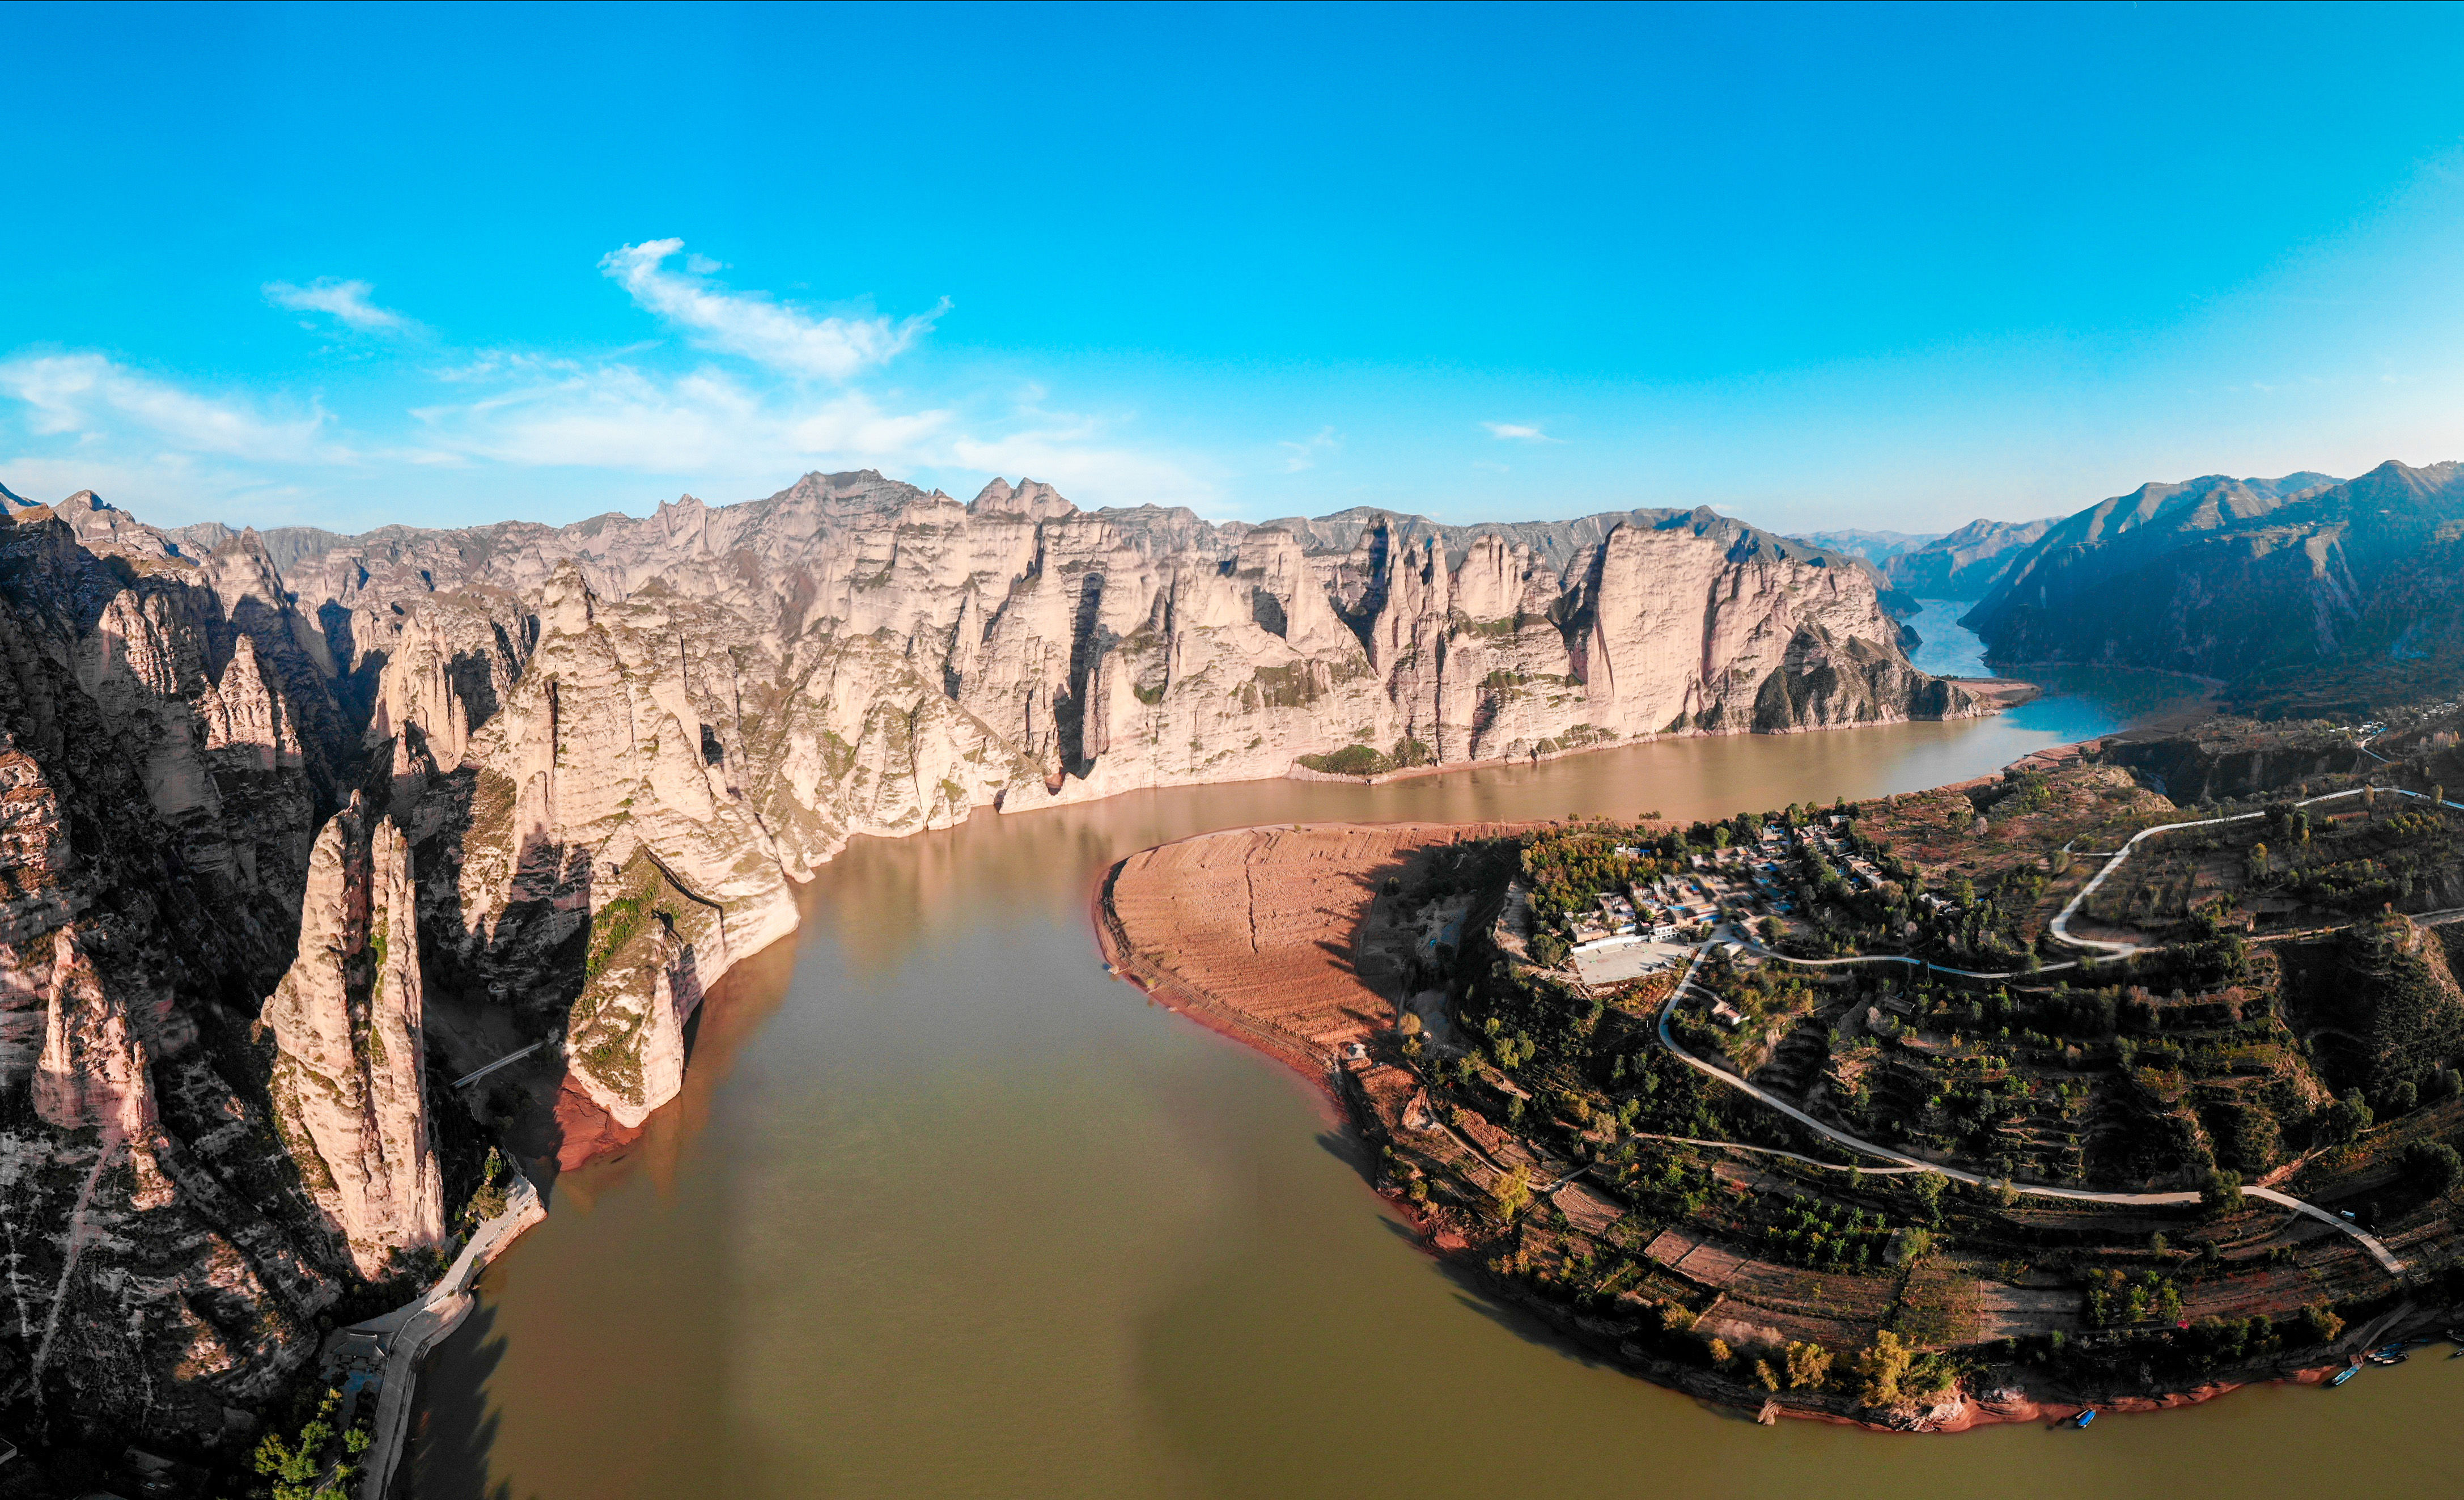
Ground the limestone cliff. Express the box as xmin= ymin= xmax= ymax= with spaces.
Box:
xmin=0 ymin=468 xmax=1987 ymax=1450
xmin=260 ymin=795 xmax=447 ymax=1278
xmin=207 ymin=471 xmax=1978 ymax=1124
xmin=0 ymin=499 xmax=346 ymax=1451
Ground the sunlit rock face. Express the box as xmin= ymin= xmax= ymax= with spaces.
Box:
xmin=259 ymin=794 xmax=447 ymax=1279
xmin=255 ymin=471 xmax=1970 ymax=1121
xmin=0 ymin=468 xmax=1973 ymax=1445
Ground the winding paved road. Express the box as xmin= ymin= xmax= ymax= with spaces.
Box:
xmin=2051 ymin=782 xmax=2463 ymax=955
xmin=1650 ymin=940 xmax=2407 ymax=1274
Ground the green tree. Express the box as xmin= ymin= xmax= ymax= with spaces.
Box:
xmin=1491 ymin=1164 xmax=1533 ymax=1221
xmin=2300 ymin=1302 xmax=2345 ymax=1346
xmin=2323 ymin=1090 xmax=2374 ymax=1144
xmin=2199 ymin=1168 xmax=2245 ymax=1218
xmin=2401 ymin=1139 xmax=2463 ymax=1197
xmin=1906 ymin=1171 xmax=1948 ymax=1226
xmin=1855 ymin=1330 xmax=1914 ymax=1405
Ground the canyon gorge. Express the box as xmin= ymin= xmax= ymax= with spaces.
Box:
xmin=0 ymin=467 xmax=1978 ymax=1450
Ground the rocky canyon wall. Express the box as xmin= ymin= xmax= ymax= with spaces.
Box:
xmin=0 ymin=468 xmax=1979 ymax=1449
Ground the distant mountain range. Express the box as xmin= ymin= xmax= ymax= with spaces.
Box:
xmin=1958 ymin=463 xmax=2464 ymax=713
xmin=1786 ymin=528 xmax=1942 ymax=566
xmin=1786 ymin=520 xmax=2062 ymax=607
xmin=1881 ymin=518 xmax=2059 ymax=600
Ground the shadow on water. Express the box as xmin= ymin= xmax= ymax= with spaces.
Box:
xmin=407 ymin=1300 xmax=518 ymax=1500
xmin=1437 ymin=1276 xmax=1621 ymax=1371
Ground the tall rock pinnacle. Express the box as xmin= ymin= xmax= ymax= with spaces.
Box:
xmin=260 ymin=793 xmax=446 ymax=1278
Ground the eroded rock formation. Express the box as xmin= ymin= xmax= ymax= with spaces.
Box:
xmin=0 ymin=497 xmax=346 ymax=1450
xmin=260 ymin=795 xmax=446 ymax=1278
xmin=0 ymin=468 xmax=1983 ymax=1447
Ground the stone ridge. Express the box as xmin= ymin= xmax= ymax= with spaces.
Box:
xmin=0 ymin=498 xmax=350 ymax=1448
xmin=15 ymin=470 xmax=1980 ymax=1132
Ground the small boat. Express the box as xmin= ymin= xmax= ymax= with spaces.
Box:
xmin=2367 ymin=1353 xmax=2407 ymax=1367
xmin=2329 ymin=1366 xmax=2359 ymax=1387
xmin=2071 ymin=1408 xmax=2096 ymax=1428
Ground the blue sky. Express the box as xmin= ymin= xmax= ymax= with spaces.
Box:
xmin=6 ymin=2 xmax=2464 ymax=536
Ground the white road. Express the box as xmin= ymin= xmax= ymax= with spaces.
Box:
xmin=1651 ymin=940 xmax=2406 ymax=1274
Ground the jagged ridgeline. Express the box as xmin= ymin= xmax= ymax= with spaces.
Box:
xmin=0 ymin=469 xmax=1974 ymax=1448
xmin=1961 ymin=460 xmax=2464 ymax=713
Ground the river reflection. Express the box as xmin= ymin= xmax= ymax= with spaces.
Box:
xmin=406 ymin=649 xmax=2446 ymax=1500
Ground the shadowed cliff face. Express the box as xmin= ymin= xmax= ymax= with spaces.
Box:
xmin=0 ymin=499 xmax=346 ymax=1452
xmin=1960 ymin=463 xmax=2464 ymax=702
xmin=1882 ymin=517 xmax=2055 ymax=601
xmin=0 ymin=469 xmax=1974 ymax=1446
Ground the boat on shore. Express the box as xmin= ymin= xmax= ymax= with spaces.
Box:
xmin=2329 ymin=1366 xmax=2359 ymax=1388
xmin=2071 ymin=1409 xmax=2096 ymax=1428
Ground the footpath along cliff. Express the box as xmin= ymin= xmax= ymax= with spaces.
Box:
xmin=0 ymin=468 xmax=1987 ymax=1454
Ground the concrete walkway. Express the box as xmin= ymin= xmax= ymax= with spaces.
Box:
xmin=1651 ymin=942 xmax=2407 ymax=1274
xmin=451 ymin=1040 xmax=547 ymax=1090
xmin=353 ymin=1175 xmax=546 ymax=1499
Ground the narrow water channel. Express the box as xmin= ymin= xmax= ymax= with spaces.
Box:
xmin=407 ymin=620 xmax=2447 ymax=1500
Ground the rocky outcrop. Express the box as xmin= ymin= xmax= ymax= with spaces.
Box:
xmin=163 ymin=472 xmax=1975 ymax=1125
xmin=0 ymin=501 xmax=345 ymax=1449
xmin=2101 ymin=723 xmax=2365 ymax=803
xmin=260 ymin=795 xmax=446 ymax=1278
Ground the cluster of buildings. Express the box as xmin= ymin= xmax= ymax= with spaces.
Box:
xmin=1567 ymin=873 xmax=1711 ymax=946
xmin=1570 ymin=819 xmax=1873 ymax=948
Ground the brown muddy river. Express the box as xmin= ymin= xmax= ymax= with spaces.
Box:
xmin=408 ymin=652 xmax=2453 ymax=1499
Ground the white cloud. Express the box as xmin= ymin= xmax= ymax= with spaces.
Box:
xmin=412 ymin=360 xmax=950 ymax=476
xmin=1278 ymin=426 xmax=1341 ymax=473
xmin=265 ymin=278 xmax=414 ymax=332
xmin=0 ymin=353 xmax=343 ymax=464
xmin=0 ymin=243 xmax=1202 ymax=526
xmin=600 ymin=239 xmax=947 ymax=380
xmin=1482 ymin=421 xmax=1556 ymax=442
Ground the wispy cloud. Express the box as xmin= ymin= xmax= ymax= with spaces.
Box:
xmin=600 ymin=239 xmax=947 ymax=380
xmin=951 ymin=405 xmax=1212 ymax=511
xmin=1278 ymin=425 xmax=1340 ymax=472
xmin=1482 ymin=420 xmax=1557 ymax=442
xmin=0 ymin=353 xmax=343 ymax=464
xmin=265 ymin=278 xmax=415 ymax=332
xmin=413 ymin=359 xmax=950 ymax=475
xmin=1 ymin=244 xmax=1207 ymax=526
